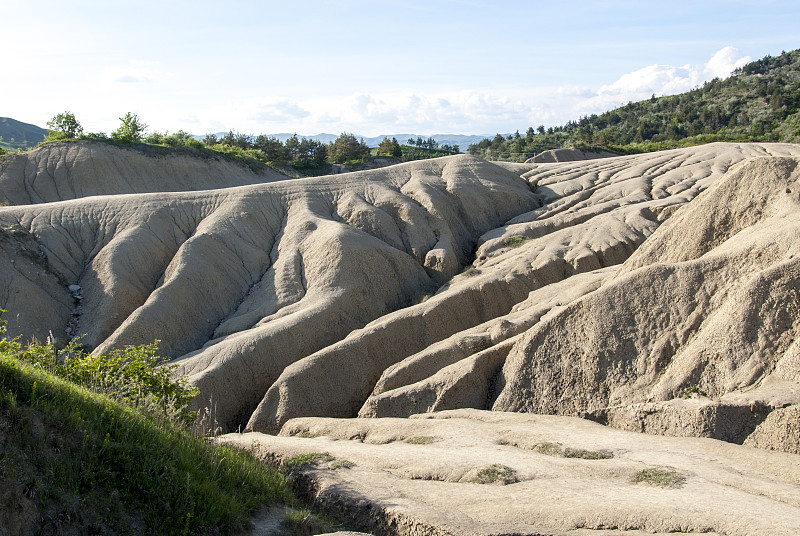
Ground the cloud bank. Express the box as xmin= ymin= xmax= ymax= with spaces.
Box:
xmin=194 ymin=46 xmax=752 ymax=136
xmin=571 ymin=46 xmax=751 ymax=117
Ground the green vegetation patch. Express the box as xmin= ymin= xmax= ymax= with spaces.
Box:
xmin=633 ymin=468 xmax=687 ymax=488
xmin=0 ymin=352 xmax=290 ymax=535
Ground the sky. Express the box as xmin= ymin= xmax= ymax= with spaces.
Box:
xmin=2 ymin=0 xmax=799 ymax=137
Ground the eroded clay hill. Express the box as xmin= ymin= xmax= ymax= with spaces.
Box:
xmin=0 ymin=140 xmax=289 ymax=205
xmin=1 ymin=141 xmax=799 ymax=453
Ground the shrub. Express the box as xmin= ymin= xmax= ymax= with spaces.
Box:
xmin=2 ymin=312 xmax=198 ymax=427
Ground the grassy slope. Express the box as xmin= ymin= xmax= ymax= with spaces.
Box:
xmin=0 ymin=351 xmax=291 ymax=535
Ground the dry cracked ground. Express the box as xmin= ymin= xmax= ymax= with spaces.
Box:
xmin=1 ymin=140 xmax=799 ymax=534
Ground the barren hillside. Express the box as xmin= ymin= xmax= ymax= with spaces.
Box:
xmin=1 ymin=141 xmax=799 ymax=454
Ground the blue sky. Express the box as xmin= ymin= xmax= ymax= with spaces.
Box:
xmin=2 ymin=0 xmax=799 ymax=136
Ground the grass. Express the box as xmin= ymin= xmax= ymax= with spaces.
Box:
xmin=470 ymin=464 xmax=517 ymax=485
xmin=281 ymin=506 xmax=340 ymax=535
xmin=329 ymin=460 xmax=355 ymax=470
xmin=534 ymin=442 xmax=613 ymax=460
xmin=633 ymin=468 xmax=687 ymax=488
xmin=0 ymin=350 xmax=291 ymax=535
xmin=281 ymin=452 xmax=334 ymax=471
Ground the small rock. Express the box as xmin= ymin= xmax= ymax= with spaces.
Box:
xmin=68 ymin=284 xmax=81 ymax=292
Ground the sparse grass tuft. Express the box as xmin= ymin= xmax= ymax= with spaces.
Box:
xmin=534 ymin=442 xmax=613 ymax=459
xmin=458 ymin=335 xmax=492 ymax=354
xmin=633 ymin=468 xmax=686 ymax=488
xmin=412 ymin=292 xmax=433 ymax=305
xmin=462 ymin=267 xmax=481 ymax=276
xmin=534 ymin=442 xmax=564 ymax=456
xmin=281 ymin=507 xmax=338 ymax=535
xmin=503 ymin=235 xmax=530 ymax=248
xmin=681 ymin=385 xmax=708 ymax=398
xmin=405 ymin=436 xmax=436 ymax=445
xmin=282 ymin=452 xmax=334 ymax=471
xmin=470 ymin=464 xmax=517 ymax=485
xmin=329 ymin=460 xmax=355 ymax=470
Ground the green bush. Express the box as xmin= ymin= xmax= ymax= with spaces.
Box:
xmin=2 ymin=311 xmax=197 ymax=426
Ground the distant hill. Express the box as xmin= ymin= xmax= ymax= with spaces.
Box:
xmin=468 ymin=48 xmax=800 ymax=161
xmin=0 ymin=117 xmax=47 ymax=152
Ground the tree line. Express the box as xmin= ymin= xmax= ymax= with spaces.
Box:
xmin=42 ymin=111 xmax=462 ymax=173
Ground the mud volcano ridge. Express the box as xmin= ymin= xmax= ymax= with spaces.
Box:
xmin=1 ymin=141 xmax=799 ymax=454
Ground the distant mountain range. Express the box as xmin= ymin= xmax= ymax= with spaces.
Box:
xmin=0 ymin=117 xmax=493 ymax=152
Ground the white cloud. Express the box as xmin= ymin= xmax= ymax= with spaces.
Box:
xmin=704 ymin=46 xmax=751 ymax=79
xmin=572 ymin=46 xmax=751 ymax=117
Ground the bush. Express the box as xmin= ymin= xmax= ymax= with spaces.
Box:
xmin=112 ymin=112 xmax=147 ymax=144
xmin=2 ymin=312 xmax=198 ymax=426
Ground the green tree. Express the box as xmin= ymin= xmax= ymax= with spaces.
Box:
xmin=328 ymin=132 xmax=370 ymax=163
xmin=112 ymin=112 xmax=147 ymax=144
xmin=254 ymin=135 xmax=288 ymax=162
xmin=46 ymin=111 xmax=83 ymax=141
xmin=377 ymin=136 xmax=394 ymax=156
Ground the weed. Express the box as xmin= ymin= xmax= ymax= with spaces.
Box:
xmin=462 ymin=267 xmax=481 ymax=277
xmin=329 ymin=460 xmax=355 ymax=470
xmin=633 ymin=468 xmax=686 ymax=488
xmin=471 ymin=464 xmax=517 ymax=485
